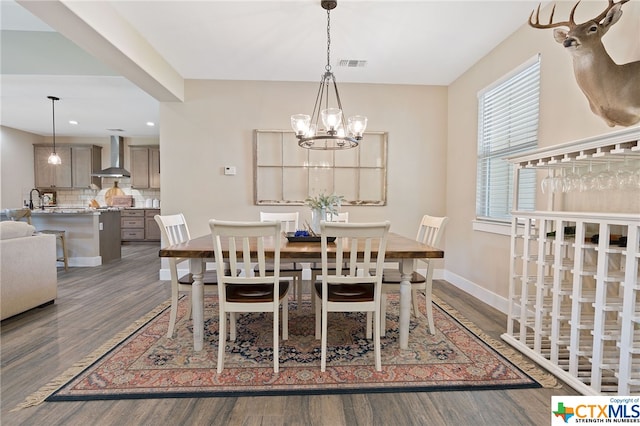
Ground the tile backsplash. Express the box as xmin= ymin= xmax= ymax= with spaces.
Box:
xmin=23 ymin=178 xmax=160 ymax=208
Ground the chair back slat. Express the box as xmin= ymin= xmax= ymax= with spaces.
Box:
xmin=260 ymin=211 xmax=299 ymax=233
xmin=210 ymin=220 xmax=281 ymax=286
xmin=326 ymin=211 xmax=349 ymax=223
xmin=416 ymin=215 xmax=449 ymax=248
xmin=321 ymin=221 xmax=390 ymax=287
xmin=155 ymin=213 xmax=191 ymax=245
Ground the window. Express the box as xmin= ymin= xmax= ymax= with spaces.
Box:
xmin=476 ymin=55 xmax=540 ymax=223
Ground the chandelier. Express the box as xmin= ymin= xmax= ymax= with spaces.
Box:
xmin=291 ymin=0 xmax=367 ymax=150
xmin=47 ymin=95 xmax=62 ymax=165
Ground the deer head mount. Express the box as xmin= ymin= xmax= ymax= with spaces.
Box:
xmin=529 ymin=0 xmax=640 ymax=127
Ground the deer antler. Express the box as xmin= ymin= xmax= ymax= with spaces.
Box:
xmin=592 ymin=0 xmax=630 ymax=24
xmin=529 ymin=2 xmax=579 ymax=29
xmin=529 ymin=0 xmax=630 ymax=29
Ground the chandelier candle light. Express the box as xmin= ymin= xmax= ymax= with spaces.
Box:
xmin=291 ymin=0 xmax=367 ymax=150
xmin=47 ymin=96 xmax=61 ymax=165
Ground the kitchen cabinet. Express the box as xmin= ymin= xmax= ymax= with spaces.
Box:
xmin=34 ymin=144 xmax=102 ymax=189
xmin=34 ymin=145 xmax=72 ymax=188
xmin=71 ymin=145 xmax=102 ymax=189
xmin=145 ymin=209 xmax=161 ymax=241
xmin=121 ymin=209 xmax=160 ymax=242
xmin=130 ymin=146 xmax=160 ymax=189
xmin=99 ymin=210 xmax=121 ymax=263
xmin=503 ymin=127 xmax=640 ymax=396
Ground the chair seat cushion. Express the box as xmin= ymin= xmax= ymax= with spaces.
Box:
xmin=314 ymin=282 xmax=374 ymax=302
xmin=178 ymin=270 xmax=234 ymax=285
xmin=226 ymin=281 xmax=289 ymax=303
xmin=255 ymin=262 xmax=302 ymax=273
xmin=380 ymin=269 xmax=426 ymax=284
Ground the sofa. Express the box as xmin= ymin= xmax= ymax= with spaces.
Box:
xmin=1 ymin=221 xmax=57 ymax=320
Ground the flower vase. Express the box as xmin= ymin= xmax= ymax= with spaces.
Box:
xmin=311 ymin=208 xmax=326 ymax=235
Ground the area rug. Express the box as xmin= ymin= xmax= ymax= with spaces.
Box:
xmin=16 ymin=293 xmax=558 ymax=409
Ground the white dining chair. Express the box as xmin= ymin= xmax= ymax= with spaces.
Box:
xmin=210 ymin=219 xmax=289 ymax=373
xmin=310 ymin=211 xmax=349 ymax=286
xmin=255 ymin=212 xmax=304 ymax=309
xmin=314 ymin=221 xmax=390 ymax=372
xmin=155 ymin=213 xmax=228 ymax=338
xmin=379 ymin=215 xmax=449 ymax=336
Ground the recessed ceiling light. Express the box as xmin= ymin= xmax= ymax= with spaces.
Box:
xmin=69 ymin=120 xmax=78 ymax=125
xmin=146 ymin=122 xmax=155 ymax=127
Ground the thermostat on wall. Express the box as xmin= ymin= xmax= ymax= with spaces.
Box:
xmin=224 ymin=166 xmax=236 ymax=175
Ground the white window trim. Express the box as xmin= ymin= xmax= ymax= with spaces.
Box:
xmin=472 ymin=219 xmax=511 ymax=236
xmin=475 ymin=54 xmax=540 ymax=233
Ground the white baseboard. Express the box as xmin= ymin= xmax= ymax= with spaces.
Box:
xmin=442 ymin=270 xmax=509 ymax=314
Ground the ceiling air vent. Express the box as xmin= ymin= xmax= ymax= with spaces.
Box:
xmin=338 ymin=59 xmax=367 ymax=68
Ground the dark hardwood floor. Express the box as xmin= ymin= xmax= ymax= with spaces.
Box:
xmin=1 ymin=244 xmax=577 ymax=425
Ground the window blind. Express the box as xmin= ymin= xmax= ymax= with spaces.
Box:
xmin=476 ymin=56 xmax=540 ymax=222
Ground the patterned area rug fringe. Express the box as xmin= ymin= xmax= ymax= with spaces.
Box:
xmin=431 ymin=294 xmax=560 ymax=389
xmin=12 ymin=300 xmax=172 ymax=411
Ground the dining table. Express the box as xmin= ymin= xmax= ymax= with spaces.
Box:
xmin=159 ymin=232 xmax=444 ymax=351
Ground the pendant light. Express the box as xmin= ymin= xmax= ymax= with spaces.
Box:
xmin=291 ymin=0 xmax=367 ymax=150
xmin=47 ymin=96 xmax=61 ymax=165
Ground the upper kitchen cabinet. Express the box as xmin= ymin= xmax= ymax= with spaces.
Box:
xmin=34 ymin=145 xmax=72 ymax=188
xmin=34 ymin=144 xmax=102 ymax=189
xmin=71 ymin=145 xmax=102 ymax=189
xmin=130 ymin=146 xmax=160 ymax=189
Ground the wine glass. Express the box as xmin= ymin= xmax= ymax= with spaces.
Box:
xmin=597 ymin=162 xmax=615 ymax=191
xmin=541 ymin=168 xmax=554 ymax=194
xmin=563 ymin=165 xmax=579 ymax=192
xmin=580 ymin=162 xmax=597 ymax=192
xmin=616 ymin=158 xmax=636 ymax=190
xmin=553 ymin=168 xmax=566 ymax=193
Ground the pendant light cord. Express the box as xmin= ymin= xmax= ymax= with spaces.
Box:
xmin=48 ymin=95 xmax=59 ymax=154
xmin=51 ymin=97 xmax=56 ymax=154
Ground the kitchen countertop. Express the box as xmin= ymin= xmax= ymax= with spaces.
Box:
xmin=9 ymin=207 xmax=157 ymax=216
xmin=28 ymin=208 xmax=123 ymax=214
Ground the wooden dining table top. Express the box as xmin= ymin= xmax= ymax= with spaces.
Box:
xmin=158 ymin=232 xmax=444 ymax=260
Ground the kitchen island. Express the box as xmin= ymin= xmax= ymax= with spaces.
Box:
xmin=25 ymin=209 xmax=121 ymax=267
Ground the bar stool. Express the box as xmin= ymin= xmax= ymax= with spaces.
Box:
xmin=38 ymin=230 xmax=69 ymax=271
xmin=4 ymin=208 xmax=69 ymax=271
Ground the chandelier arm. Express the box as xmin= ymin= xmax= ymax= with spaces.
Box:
xmin=310 ymin=75 xmax=327 ymax=131
xmin=330 ymin=75 xmax=348 ymax=131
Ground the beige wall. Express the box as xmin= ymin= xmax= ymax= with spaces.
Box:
xmin=160 ymin=80 xmax=448 ymax=241
xmin=446 ymin=1 xmax=640 ymax=308
xmin=0 ymin=126 xmax=42 ymax=208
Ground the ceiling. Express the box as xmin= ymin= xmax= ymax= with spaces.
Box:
xmin=1 ymin=0 xmax=548 ymax=139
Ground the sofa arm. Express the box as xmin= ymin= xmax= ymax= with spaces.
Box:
xmin=1 ymin=234 xmax=57 ymax=320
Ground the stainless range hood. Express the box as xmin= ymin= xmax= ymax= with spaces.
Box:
xmin=92 ymin=136 xmax=131 ymax=178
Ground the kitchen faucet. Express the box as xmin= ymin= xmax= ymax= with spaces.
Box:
xmin=29 ymin=188 xmax=42 ymax=210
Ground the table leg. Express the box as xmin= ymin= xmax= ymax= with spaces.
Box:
xmin=190 ymin=258 xmax=205 ymax=351
xmin=398 ymin=258 xmax=415 ymax=350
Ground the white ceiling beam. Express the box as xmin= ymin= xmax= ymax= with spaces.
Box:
xmin=17 ymin=0 xmax=183 ymax=102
